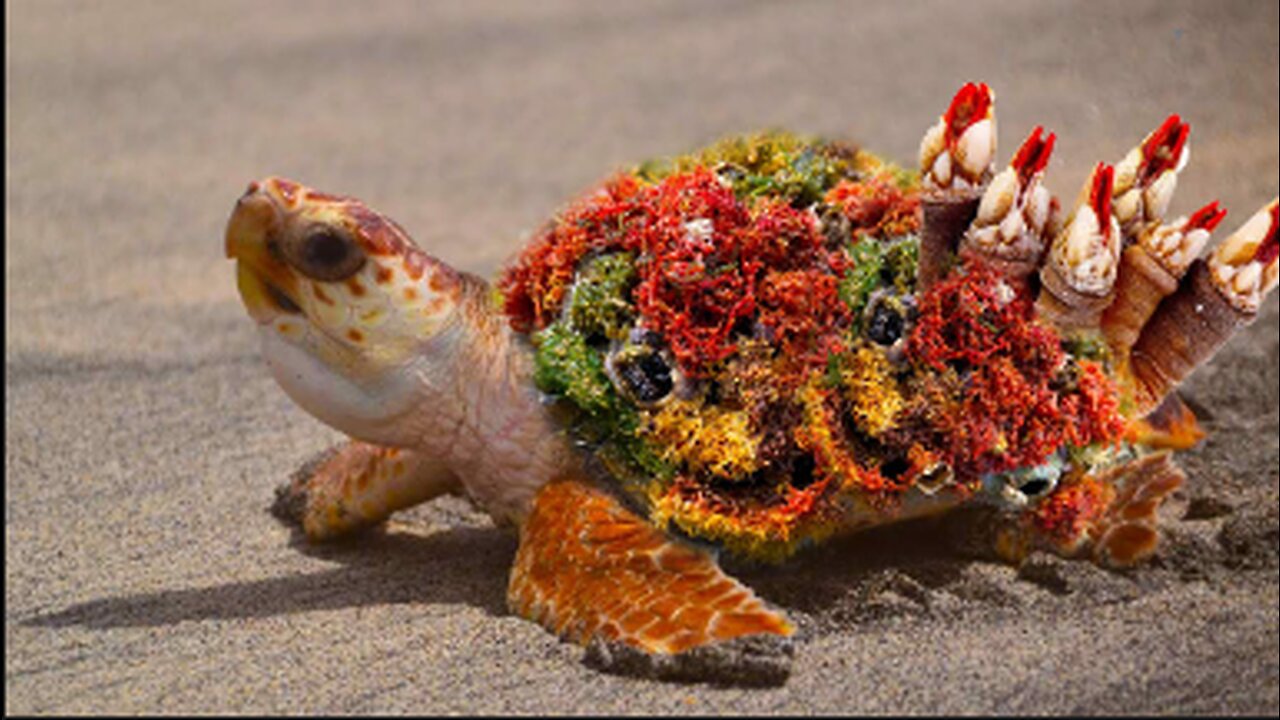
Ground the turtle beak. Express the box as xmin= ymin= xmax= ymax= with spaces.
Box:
xmin=226 ymin=180 xmax=304 ymax=323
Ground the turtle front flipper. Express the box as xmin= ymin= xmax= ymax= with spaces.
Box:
xmin=273 ymin=440 xmax=461 ymax=542
xmin=509 ymin=478 xmax=795 ymax=686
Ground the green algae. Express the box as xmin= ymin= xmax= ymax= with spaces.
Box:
xmin=839 ymin=235 xmax=920 ymax=333
xmin=532 ymin=322 xmax=674 ymax=483
xmin=638 ymin=131 xmax=861 ymax=208
xmin=568 ymin=253 xmax=637 ymax=343
xmin=882 ymin=236 xmax=920 ymax=295
xmin=839 ymin=237 xmax=887 ymax=325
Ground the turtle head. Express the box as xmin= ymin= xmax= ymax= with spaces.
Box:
xmin=226 ymin=177 xmax=464 ymax=446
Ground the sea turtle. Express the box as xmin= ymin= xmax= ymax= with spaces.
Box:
xmin=225 ymin=84 xmax=1278 ymax=685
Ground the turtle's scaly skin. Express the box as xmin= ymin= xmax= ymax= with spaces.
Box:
xmin=227 ymin=84 xmax=1278 ymax=684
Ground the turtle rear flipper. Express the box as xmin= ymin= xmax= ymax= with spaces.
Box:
xmin=1008 ymin=453 xmax=1187 ymax=569
xmin=509 ymin=478 xmax=795 ymax=686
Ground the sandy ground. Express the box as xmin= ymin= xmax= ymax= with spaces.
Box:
xmin=6 ymin=0 xmax=1278 ymax=714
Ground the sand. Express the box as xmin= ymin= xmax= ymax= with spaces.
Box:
xmin=6 ymin=0 xmax=1278 ymax=714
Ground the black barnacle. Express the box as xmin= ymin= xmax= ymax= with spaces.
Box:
xmin=862 ymin=290 xmax=917 ymax=354
xmin=880 ymin=456 xmax=912 ymax=482
xmin=620 ymin=352 xmax=673 ymax=404
xmin=1018 ymin=479 xmax=1055 ymax=499
xmin=715 ymin=162 xmax=748 ymax=184
xmin=607 ymin=343 xmax=680 ymax=407
xmin=867 ymin=301 xmax=906 ymax=347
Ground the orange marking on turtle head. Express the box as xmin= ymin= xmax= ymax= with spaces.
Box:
xmin=313 ymin=285 xmax=335 ymax=305
xmin=347 ymin=328 xmax=364 ymax=343
xmin=404 ymin=250 xmax=428 ymax=280
xmin=375 ymin=265 xmax=394 ymax=284
xmin=429 ymin=273 xmax=449 ymax=293
xmin=304 ymin=190 xmax=348 ymax=203
xmin=404 ymin=287 xmax=419 ymax=302
xmin=273 ymin=178 xmax=300 ymax=207
xmin=346 ymin=278 xmax=366 ymax=297
xmin=348 ymin=205 xmax=413 ymax=257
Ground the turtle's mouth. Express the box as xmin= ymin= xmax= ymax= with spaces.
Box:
xmin=235 ymin=262 xmax=304 ymax=322
xmin=227 ymin=186 xmax=306 ymax=324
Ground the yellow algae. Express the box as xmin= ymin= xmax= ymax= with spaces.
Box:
xmin=646 ymin=400 xmax=761 ymax=481
xmin=840 ymin=346 xmax=904 ymax=438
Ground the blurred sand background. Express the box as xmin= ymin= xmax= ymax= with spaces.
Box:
xmin=6 ymin=0 xmax=1278 ymax=714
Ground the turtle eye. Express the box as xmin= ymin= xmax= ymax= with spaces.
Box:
xmin=285 ymin=226 xmax=366 ymax=282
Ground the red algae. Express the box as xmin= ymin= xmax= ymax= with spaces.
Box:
xmin=500 ymin=174 xmax=646 ymax=332
xmin=502 ymin=168 xmax=864 ymax=378
xmin=824 ymin=178 xmax=921 ymax=240
xmin=908 ymin=263 xmax=1125 ymax=478
xmin=757 ymin=270 xmax=849 ymax=369
xmin=1034 ymin=477 xmax=1116 ymax=549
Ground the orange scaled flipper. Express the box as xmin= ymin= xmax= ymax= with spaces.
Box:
xmin=508 ymin=478 xmax=795 ymax=686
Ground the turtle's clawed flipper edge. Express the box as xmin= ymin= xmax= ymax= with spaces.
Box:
xmin=509 ymin=478 xmax=795 ymax=686
xmin=272 ymin=440 xmax=461 ymax=542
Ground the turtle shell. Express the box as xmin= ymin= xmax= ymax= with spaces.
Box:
xmin=499 ymin=132 xmax=1126 ymax=562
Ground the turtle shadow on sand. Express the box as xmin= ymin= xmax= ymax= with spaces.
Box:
xmin=732 ymin=510 xmax=1031 ymax=632
xmin=22 ymin=520 xmax=517 ymax=632
xmin=737 ymin=498 xmax=1279 ymax=636
xmin=23 ymin=500 xmax=1000 ymax=638
xmin=26 ymin=494 xmax=1275 ymax=645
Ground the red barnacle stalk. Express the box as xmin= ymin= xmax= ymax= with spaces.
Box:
xmin=1186 ymin=200 xmax=1229 ymax=234
xmin=1012 ymin=127 xmax=1056 ymax=186
xmin=1254 ymin=201 xmax=1280 ymax=266
xmin=1140 ymin=115 xmax=1191 ymax=186
xmin=1090 ymin=163 xmax=1117 ymax=236
xmin=944 ymin=82 xmax=994 ymax=148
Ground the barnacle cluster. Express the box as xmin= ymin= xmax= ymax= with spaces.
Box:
xmin=500 ymin=132 xmax=1126 ymax=562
